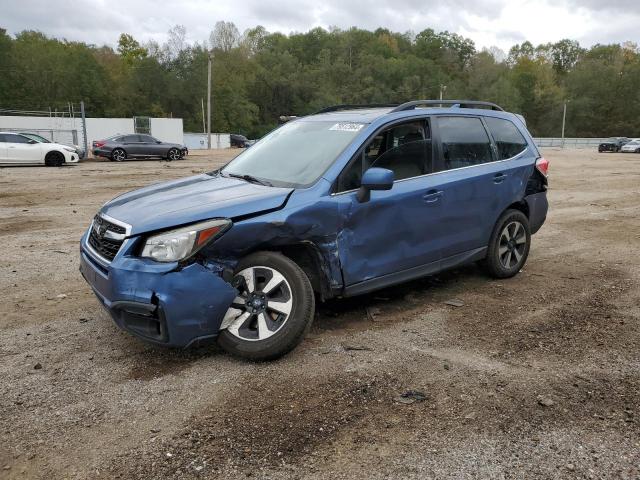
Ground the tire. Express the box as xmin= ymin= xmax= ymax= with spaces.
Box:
xmin=167 ymin=148 xmax=181 ymax=161
xmin=111 ymin=148 xmax=126 ymax=162
xmin=44 ymin=151 xmax=64 ymax=167
xmin=481 ymin=209 xmax=531 ymax=279
xmin=217 ymin=251 xmax=315 ymax=361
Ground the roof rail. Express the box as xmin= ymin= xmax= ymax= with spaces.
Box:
xmin=391 ymin=100 xmax=504 ymax=112
xmin=313 ymin=103 xmax=399 ymax=114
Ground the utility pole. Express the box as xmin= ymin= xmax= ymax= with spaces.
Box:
xmin=561 ymin=101 xmax=567 ymax=148
xmin=206 ymin=52 xmax=212 ymax=149
xmin=439 ymin=84 xmax=447 ymax=101
xmin=80 ymin=101 xmax=88 ymax=160
xmin=201 ymin=98 xmax=206 ymax=134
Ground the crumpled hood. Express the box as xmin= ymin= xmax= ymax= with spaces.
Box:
xmin=100 ymin=174 xmax=293 ymax=235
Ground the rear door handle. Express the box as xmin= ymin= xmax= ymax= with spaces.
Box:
xmin=493 ymin=173 xmax=508 ymax=184
xmin=423 ymin=189 xmax=443 ymax=203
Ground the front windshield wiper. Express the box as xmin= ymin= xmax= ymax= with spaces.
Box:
xmin=223 ymin=172 xmax=272 ymax=187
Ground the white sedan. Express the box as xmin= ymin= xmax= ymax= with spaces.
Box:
xmin=620 ymin=139 xmax=640 ymax=153
xmin=0 ymin=132 xmax=80 ymax=166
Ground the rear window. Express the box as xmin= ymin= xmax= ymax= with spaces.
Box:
xmin=436 ymin=116 xmax=493 ymax=170
xmin=485 ymin=117 xmax=528 ymax=160
xmin=4 ymin=133 xmax=31 ymax=144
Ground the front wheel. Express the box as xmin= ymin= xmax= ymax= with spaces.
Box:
xmin=481 ymin=209 xmax=531 ymax=278
xmin=167 ymin=148 xmax=181 ymax=161
xmin=44 ymin=151 xmax=64 ymax=167
xmin=217 ymin=252 xmax=315 ymax=361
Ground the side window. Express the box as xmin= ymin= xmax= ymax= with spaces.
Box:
xmin=0 ymin=134 xmax=5 ymax=143
xmin=4 ymin=134 xmax=31 ymax=144
xmin=123 ymin=135 xmax=140 ymax=142
xmin=337 ymin=120 xmax=432 ymax=191
xmin=141 ymin=135 xmax=157 ymax=143
xmin=485 ymin=117 xmax=528 ymax=160
xmin=436 ymin=116 xmax=493 ymax=170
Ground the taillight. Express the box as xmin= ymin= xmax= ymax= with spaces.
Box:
xmin=536 ymin=157 xmax=549 ymax=177
xmin=94 ymin=141 xmax=105 ymax=148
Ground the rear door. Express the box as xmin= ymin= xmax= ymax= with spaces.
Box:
xmin=432 ymin=115 xmax=532 ymax=260
xmin=4 ymin=133 xmax=42 ymax=163
xmin=122 ymin=135 xmax=144 ymax=156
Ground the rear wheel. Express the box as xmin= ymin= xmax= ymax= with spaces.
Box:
xmin=481 ymin=209 xmax=531 ymax=278
xmin=44 ymin=151 xmax=64 ymax=167
xmin=111 ymin=148 xmax=126 ymax=162
xmin=217 ymin=252 xmax=315 ymax=361
xmin=167 ymin=148 xmax=180 ymax=161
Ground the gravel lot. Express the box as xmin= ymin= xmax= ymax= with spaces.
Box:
xmin=1 ymin=148 xmax=639 ymax=479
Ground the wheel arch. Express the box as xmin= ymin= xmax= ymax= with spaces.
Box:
xmin=269 ymin=242 xmax=334 ymax=301
xmin=505 ymin=200 xmax=529 ymax=219
xmin=45 ymin=149 xmax=65 ymax=160
xmin=44 ymin=149 xmax=65 ymax=165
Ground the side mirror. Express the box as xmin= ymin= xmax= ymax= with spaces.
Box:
xmin=357 ymin=167 xmax=394 ymax=203
xmin=28 ymin=139 xmax=38 ymax=144
xmin=156 ymin=141 xmax=162 ymax=144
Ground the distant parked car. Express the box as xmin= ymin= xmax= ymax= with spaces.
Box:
xmin=620 ymin=138 xmax=640 ymax=153
xmin=0 ymin=132 xmax=80 ymax=166
xmin=20 ymin=132 xmax=85 ymax=159
xmin=230 ymin=134 xmax=253 ymax=148
xmin=598 ymin=137 xmax=630 ymax=152
xmin=92 ymin=134 xmax=187 ymax=161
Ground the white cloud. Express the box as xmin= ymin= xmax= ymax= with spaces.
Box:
xmin=1 ymin=0 xmax=638 ymax=50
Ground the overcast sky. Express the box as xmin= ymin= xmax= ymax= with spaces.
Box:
xmin=2 ymin=0 xmax=639 ymax=51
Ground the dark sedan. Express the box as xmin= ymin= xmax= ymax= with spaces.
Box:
xmin=92 ymin=134 xmax=188 ymax=161
xmin=230 ymin=133 xmax=254 ymax=148
xmin=598 ymin=137 xmax=630 ymax=152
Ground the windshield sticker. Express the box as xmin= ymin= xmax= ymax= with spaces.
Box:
xmin=329 ymin=122 xmax=365 ymax=132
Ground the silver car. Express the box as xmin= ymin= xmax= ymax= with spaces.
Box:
xmin=620 ymin=139 xmax=640 ymax=153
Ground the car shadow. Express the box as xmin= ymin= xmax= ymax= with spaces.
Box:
xmin=119 ymin=263 xmax=488 ymax=378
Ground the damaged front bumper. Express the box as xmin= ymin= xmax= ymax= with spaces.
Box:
xmin=79 ymin=230 xmax=237 ymax=347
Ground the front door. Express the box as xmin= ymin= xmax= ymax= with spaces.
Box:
xmin=333 ymin=118 xmax=445 ymax=287
xmin=139 ymin=135 xmax=164 ymax=157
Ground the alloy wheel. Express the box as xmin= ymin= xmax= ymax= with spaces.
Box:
xmin=220 ymin=266 xmax=293 ymax=341
xmin=498 ymin=221 xmax=527 ymax=269
xmin=112 ymin=149 xmax=125 ymax=161
xmin=168 ymin=149 xmax=180 ymax=161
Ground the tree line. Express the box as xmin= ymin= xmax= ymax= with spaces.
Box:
xmin=1 ymin=22 xmax=639 ymax=139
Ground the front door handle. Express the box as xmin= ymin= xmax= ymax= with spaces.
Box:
xmin=493 ymin=173 xmax=508 ymax=184
xmin=423 ymin=189 xmax=443 ymax=203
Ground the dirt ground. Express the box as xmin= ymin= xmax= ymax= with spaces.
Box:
xmin=0 ymin=148 xmax=638 ymax=479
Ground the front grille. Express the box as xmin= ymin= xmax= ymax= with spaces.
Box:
xmin=88 ymin=215 xmax=126 ymax=261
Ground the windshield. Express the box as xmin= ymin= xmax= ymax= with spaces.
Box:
xmin=222 ymin=120 xmax=365 ymax=187
xmin=21 ymin=133 xmax=50 ymax=143
xmin=627 ymin=141 xmax=639 ymax=145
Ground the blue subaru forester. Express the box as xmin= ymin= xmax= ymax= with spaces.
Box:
xmin=80 ymin=100 xmax=548 ymax=360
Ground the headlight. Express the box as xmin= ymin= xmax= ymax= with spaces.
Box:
xmin=63 ymin=146 xmax=76 ymax=153
xmin=140 ymin=219 xmax=231 ymax=262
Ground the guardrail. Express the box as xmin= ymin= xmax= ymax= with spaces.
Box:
xmin=533 ymin=138 xmax=609 ymax=149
